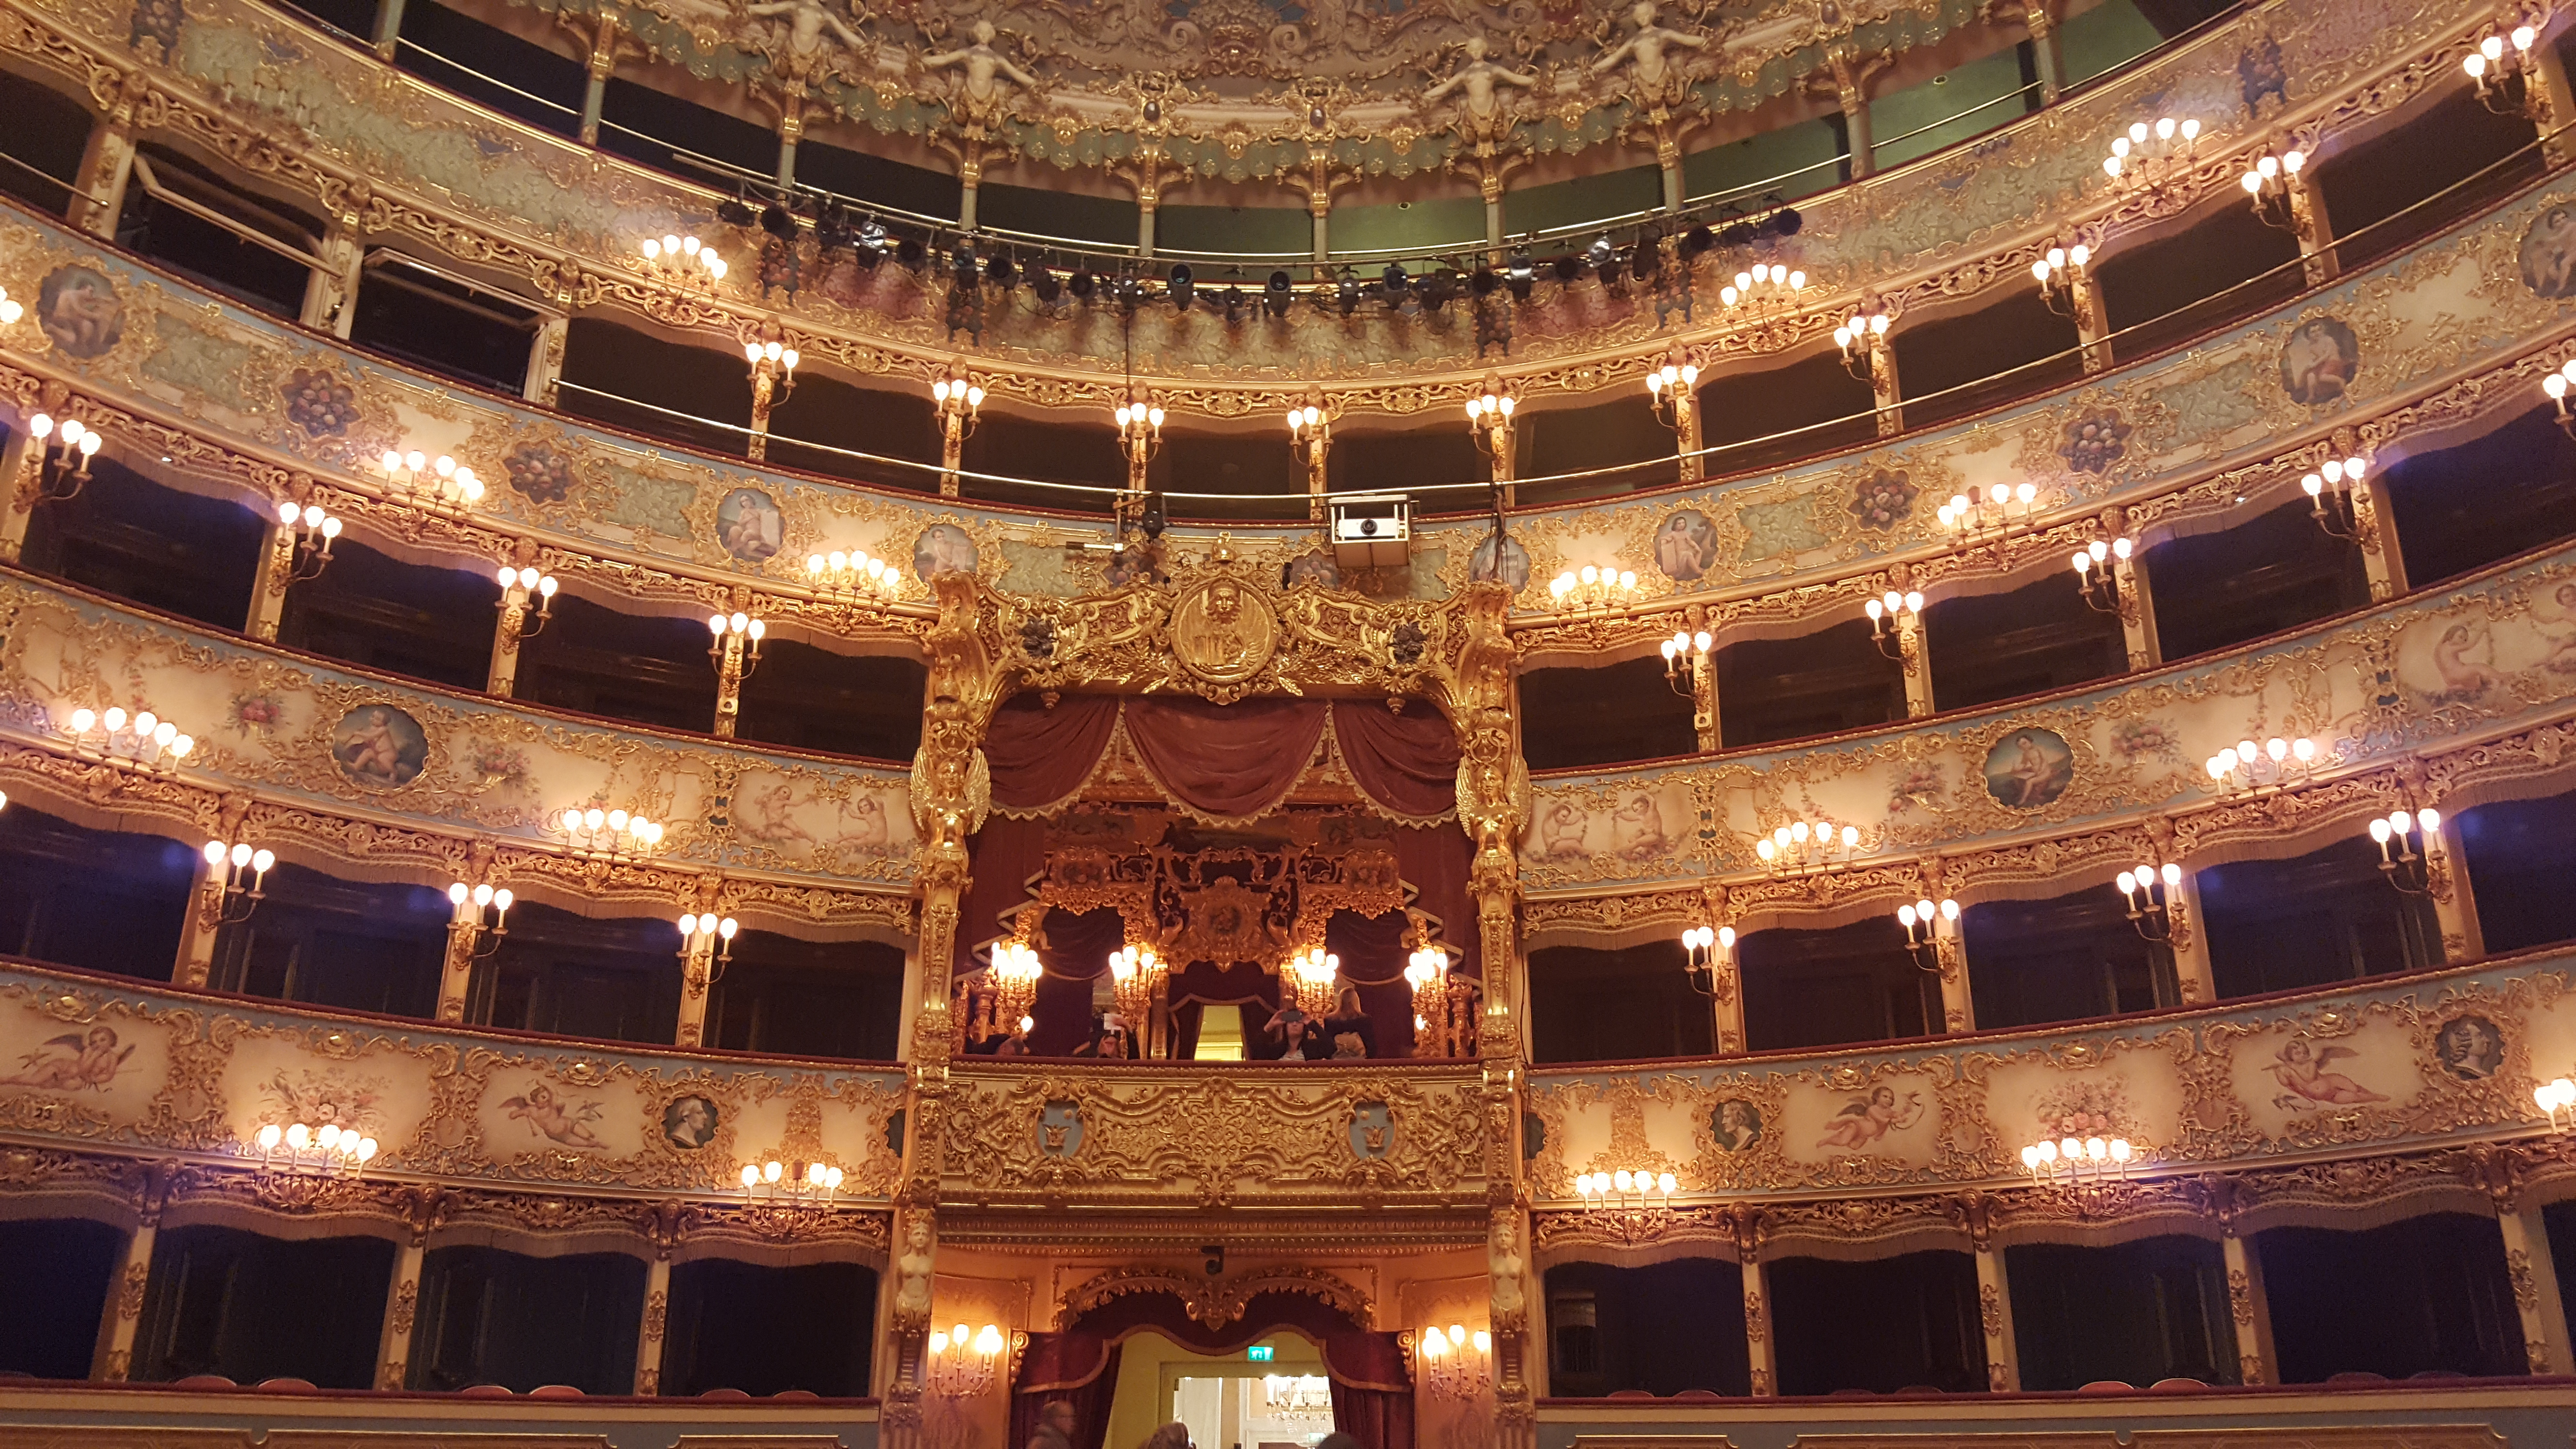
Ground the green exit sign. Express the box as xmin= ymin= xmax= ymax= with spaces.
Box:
xmin=1246 ymin=1345 xmax=1274 ymax=1362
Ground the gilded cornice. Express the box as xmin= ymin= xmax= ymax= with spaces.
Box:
xmin=0 ymin=0 xmax=2506 ymax=397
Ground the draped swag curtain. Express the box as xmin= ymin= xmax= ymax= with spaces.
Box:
xmin=982 ymin=694 xmax=1461 ymax=825
xmin=1016 ymin=1291 xmax=1414 ymax=1449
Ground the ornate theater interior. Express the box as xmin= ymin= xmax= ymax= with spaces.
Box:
xmin=12 ymin=0 xmax=2576 ymax=1445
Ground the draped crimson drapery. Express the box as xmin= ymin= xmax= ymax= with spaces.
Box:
xmin=981 ymin=694 xmax=1461 ymax=825
xmin=1010 ymin=1333 xmax=1122 ymax=1449
xmin=1054 ymin=1289 xmax=1413 ymax=1449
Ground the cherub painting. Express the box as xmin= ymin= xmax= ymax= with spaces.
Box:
xmin=1816 ymin=1085 xmax=1923 ymax=1151
xmin=2426 ymin=622 xmax=2502 ymax=704
xmin=1534 ymin=800 xmax=1588 ymax=859
xmin=499 ymin=1082 xmax=608 ymax=1149
xmin=2265 ymin=1039 xmax=2387 ymax=1111
xmin=1 ymin=1025 xmax=133 ymax=1091
xmin=1610 ymin=793 xmax=1669 ymax=859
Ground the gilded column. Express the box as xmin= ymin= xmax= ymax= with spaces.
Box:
xmin=1701 ymin=881 xmax=1743 ymax=1055
xmin=90 ymin=1165 xmax=169 ymax=1382
xmin=1896 ymin=608 xmax=1933 ymax=719
xmin=300 ymin=225 xmax=364 ymax=337
xmin=884 ymin=572 xmax=999 ymax=1449
xmin=1921 ymin=855 xmax=1971 ymax=1033
xmin=2163 ymin=867 xmax=2215 ymax=1006
xmin=2419 ymin=801 xmax=2482 ymax=964
xmin=675 ymin=874 xmax=727 ymax=1047
xmin=1962 ymin=1205 xmax=2019 ymax=1390
xmin=375 ymin=1189 xmax=445 ymax=1389
xmin=435 ymin=840 xmax=496 ymax=1022
xmin=2109 ymin=515 xmax=2161 ymax=670
xmin=1726 ymin=1207 xmax=1773 ymax=1396
xmin=371 ymin=0 xmax=406 ymax=59
xmin=2350 ymin=457 xmax=2405 ymax=602
xmin=636 ymin=1256 xmax=672 ymax=1395
xmin=246 ymin=515 xmax=298 ymax=642
xmin=523 ymin=318 xmax=569 ymax=408
xmin=2534 ymin=37 xmax=2576 ymax=168
xmin=576 ymin=9 xmax=625 ymax=147
xmin=1690 ymin=646 xmax=1720 ymax=753
xmin=2505 ymin=1201 xmax=2570 ymax=1374
xmin=1811 ymin=47 xmax=1890 ymax=179
xmin=0 ymin=427 xmax=38 ymax=564
xmin=70 ymin=72 xmax=160 ymax=241
xmin=2204 ymin=1176 xmax=2276 ymax=1385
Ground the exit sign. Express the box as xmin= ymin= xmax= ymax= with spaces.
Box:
xmin=1246 ymin=1345 xmax=1274 ymax=1362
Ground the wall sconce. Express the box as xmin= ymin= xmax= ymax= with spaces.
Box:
xmin=1866 ymin=589 xmax=1923 ymax=659
xmin=2302 ymin=454 xmax=2371 ymax=542
xmin=1575 ymin=1168 xmax=1675 ymax=1205
xmin=806 ymin=549 xmax=904 ymax=600
xmin=1287 ymin=943 xmax=1342 ymax=1015
xmin=1661 ymin=629 xmax=1712 ymax=696
xmin=2031 ymin=243 xmax=2090 ymax=316
xmin=1680 ymin=924 xmax=1735 ymax=996
xmin=557 ymin=806 xmax=665 ymax=857
xmin=1644 ymin=350 xmax=1703 ymax=481
xmin=2240 ymin=145 xmax=2309 ymax=230
xmin=2102 ymin=116 xmax=2199 ymax=196
xmin=1547 ymin=564 xmax=1638 ymax=612
xmin=1755 ymin=818 xmax=1860 ymax=874
xmin=643 ymin=233 xmax=726 ymax=288
xmin=380 ymin=450 xmax=485 ymax=510
xmin=1898 ymin=897 xmax=1959 ymax=972
xmin=498 ymin=564 xmax=557 ymax=639
xmin=933 ymin=370 xmax=985 ymax=436
xmin=449 ymin=881 xmax=513 ymax=958
xmin=204 ymin=839 xmax=274 ymax=922
xmin=708 ymin=610 xmax=767 ymax=681
xmin=275 ymin=501 xmax=341 ymax=581
xmin=0 ymin=285 xmax=22 ymax=324
xmin=2114 ymin=862 xmax=2184 ymax=942
xmin=251 ymin=1120 xmax=379 ymax=1174
xmin=988 ymin=940 xmax=1045 ymax=1030
xmin=1115 ymin=387 xmax=1168 ymax=500
xmin=1288 ymin=393 xmax=1332 ymax=512
xmin=1720 ymin=263 xmax=1804 ymax=313
xmin=678 ymin=910 xmax=739 ymax=980
xmin=2019 ymin=1133 xmax=2133 ymax=1215
xmin=22 ymin=412 xmax=102 ymax=502
xmin=926 ymin=1322 xmax=1007 ymax=1397
xmin=1835 ymin=305 xmax=1893 ymax=383
xmin=1942 ymin=483 xmax=2043 ymax=545
xmin=2368 ymin=807 xmax=2443 ymax=895
xmin=2541 ymin=358 xmax=2576 ymax=438
xmin=2205 ymin=735 xmax=2322 ymax=794
xmin=738 ymin=1157 xmax=846 ymax=1207
xmin=62 ymin=706 xmax=194 ymax=771
xmin=1417 ymin=1324 xmax=1492 ymax=1399
xmin=2072 ymin=535 xmax=2132 ymax=612
xmin=2535 ymin=1076 xmax=2575 ymax=1129
xmin=1465 ymin=378 xmax=1517 ymax=459
xmin=2464 ymin=22 xmax=2540 ymax=115
xmin=744 ymin=338 xmax=800 ymax=389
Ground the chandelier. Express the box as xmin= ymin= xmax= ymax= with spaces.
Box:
xmin=2114 ymin=862 xmax=2183 ymax=942
xmin=1834 ymin=305 xmax=1893 ymax=384
xmin=251 ymin=1120 xmax=379 ymax=1175
xmin=1898 ymin=897 xmax=1959 ymax=972
xmin=2102 ymin=116 xmax=2199 ymax=197
xmin=2543 ymin=357 xmax=2576 ymax=437
xmin=557 ymin=806 xmax=665 ymax=857
xmin=1866 ymin=589 xmax=1922 ymax=660
xmin=62 ymin=705 xmax=194 ymax=772
xmin=1417 ymin=1325 xmax=1492 ymax=1400
xmin=1547 ymin=564 xmax=1638 ymax=612
xmin=449 ymin=880 xmax=513 ymax=963
xmin=379 ymin=450 xmax=485 ymax=510
xmin=1940 ymin=483 xmax=2041 ymax=544
xmin=1754 ymin=818 xmax=1859 ymax=874
xmin=738 ymin=1158 xmax=847 ymax=1208
xmin=806 ymin=549 xmax=903 ymax=600
xmin=989 ymin=940 xmax=1045 ymax=1028
xmin=641 ymin=233 xmax=726 ymax=289
xmin=2302 ymin=454 xmax=2372 ymax=542
xmin=2204 ymin=735 xmax=2321 ymax=793
xmin=2537 ymin=1076 xmax=2576 ymax=1128
xmin=2072 ymin=534 xmax=2133 ymax=612
xmin=926 ymin=1322 xmax=1008 ymax=1397
xmin=2019 ymin=1132 xmax=2134 ymax=1215
xmin=2239 ymin=144 xmax=2308 ymax=230
xmin=1107 ymin=943 xmax=1168 ymax=1039
xmin=2464 ymin=22 xmax=2540 ymax=115
xmin=2031 ymin=243 xmax=2091 ymax=316
xmin=1287 ymin=944 xmax=1341 ymax=1014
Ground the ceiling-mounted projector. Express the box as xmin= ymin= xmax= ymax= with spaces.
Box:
xmin=1329 ymin=494 xmax=1411 ymax=569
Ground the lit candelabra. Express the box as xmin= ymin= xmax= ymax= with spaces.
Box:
xmin=1114 ymin=386 xmax=1166 ymax=489
xmin=1940 ymin=483 xmax=2043 ymax=545
xmin=926 ymin=1322 xmax=1008 ymax=1397
xmin=1898 ymin=897 xmax=1960 ymax=973
xmin=1108 ymin=943 xmax=1168 ymax=1053
xmin=203 ymin=839 xmax=275 ymax=923
xmin=556 ymin=805 xmax=666 ymax=858
xmin=249 ymin=1119 xmax=379 ymax=1175
xmin=806 ymin=548 xmax=905 ymax=601
xmin=1720 ymin=262 xmax=1806 ymax=313
xmin=60 ymin=705 xmax=195 ymax=772
xmin=448 ymin=880 xmax=513 ymax=960
xmin=744 ymin=338 xmax=800 ymax=461
xmin=1288 ymin=392 xmax=1332 ymax=515
xmin=2114 ymin=862 xmax=2185 ymax=942
xmin=2302 ymin=453 xmax=2373 ymax=542
xmin=2071 ymin=534 xmax=2133 ymax=613
xmin=1865 ymin=588 xmax=1923 ymax=660
xmin=2204 ymin=735 xmax=2323 ymax=794
xmin=2031 ymin=243 xmax=2092 ymax=317
xmin=2368 ymin=807 xmax=2445 ymax=896
xmin=378 ymin=450 xmax=485 ymax=511
xmin=1547 ymin=564 xmax=1639 ymax=612
xmin=2019 ymin=1132 xmax=2134 ymax=1215
xmin=1417 ymin=1324 xmax=1492 ymax=1400
xmin=738 ymin=1157 xmax=847 ymax=1208
xmin=274 ymin=501 xmax=342 ymax=581
xmin=20 ymin=411 xmax=103 ymax=503
xmin=2543 ymin=357 xmax=2576 ymax=439
xmin=1643 ymin=348 xmax=1703 ymax=482
xmin=2464 ymin=21 xmax=2541 ymax=116
xmin=2101 ymin=115 xmax=2200 ymax=199
xmin=497 ymin=564 xmax=557 ymax=640
xmin=1834 ymin=304 xmax=1893 ymax=384
xmin=989 ymin=940 xmax=1044 ymax=1030
xmin=1660 ymin=628 xmax=1712 ymax=697
xmin=1680 ymin=924 xmax=1735 ymax=997
xmin=2536 ymin=1076 xmax=2576 ymax=1129
xmin=1287 ymin=943 xmax=1342 ymax=1015
xmin=642 ymin=233 xmax=727 ymax=289
xmin=1755 ymin=818 xmax=1859 ymax=875
xmin=933 ymin=364 xmax=984 ymax=496
xmin=709 ymin=610 xmax=767 ymax=682
xmin=2239 ymin=144 xmax=2310 ymax=230
xmin=678 ymin=911 xmax=738 ymax=981
xmin=0 ymin=285 xmax=22 ymax=324
xmin=1571 ymin=1167 xmax=1684 ymax=1243
xmin=1466 ymin=376 xmax=1517 ymax=489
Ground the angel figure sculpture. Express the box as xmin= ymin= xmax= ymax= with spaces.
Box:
xmin=1591 ymin=0 xmax=1708 ymax=113
xmin=923 ymin=19 xmax=1042 ymax=131
xmin=1426 ymin=35 xmax=1539 ymax=150
xmin=743 ymin=0 xmax=867 ymax=79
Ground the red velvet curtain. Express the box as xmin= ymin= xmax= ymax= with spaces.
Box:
xmin=986 ymin=694 xmax=1122 ymax=814
xmin=1123 ymin=696 xmax=1328 ymax=821
xmin=1061 ymin=1291 xmax=1412 ymax=1449
xmin=1011 ymin=1333 xmax=1122 ymax=1449
xmin=1330 ymin=701 xmax=1459 ymax=821
xmin=1323 ymin=909 xmax=1417 ymax=1058
xmin=1323 ymin=1334 xmax=1416 ymax=1449
xmin=960 ymin=816 xmax=1047 ymax=978
xmin=1029 ymin=907 xmax=1130 ymax=1055
xmin=1392 ymin=825 xmax=1478 ymax=982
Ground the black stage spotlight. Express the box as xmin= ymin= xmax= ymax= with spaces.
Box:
xmin=1222 ymin=284 xmax=1246 ymax=322
xmin=1421 ymin=267 xmax=1458 ymax=312
xmin=1630 ymin=242 xmax=1659 ymax=281
xmin=1115 ymin=274 xmax=1144 ymax=311
xmin=759 ymin=203 xmax=797 ymax=241
xmin=1717 ymin=221 xmax=1757 ymax=246
xmin=717 ymin=195 xmax=757 ymax=228
xmin=1681 ymin=224 xmax=1714 ymax=258
xmin=895 ymin=235 xmax=926 ymax=270
xmin=1766 ymin=204 xmax=1802 ymax=236
xmin=1265 ymin=269 xmax=1292 ymax=318
xmin=1168 ymin=263 xmax=1194 ymax=311
xmin=1033 ymin=266 xmax=1062 ymax=302
xmin=1507 ymin=249 xmax=1536 ymax=300
xmin=1586 ymin=234 xmax=1615 ymax=270
xmin=1381 ymin=262 xmax=1410 ymax=294
xmin=986 ymin=253 xmax=1016 ymax=286
xmin=951 ymin=240 xmax=979 ymax=278
xmin=1551 ymin=253 xmax=1581 ymax=283
xmin=858 ymin=216 xmax=888 ymax=251
xmin=1337 ymin=274 xmax=1363 ymax=316
xmin=1141 ymin=490 xmax=1167 ymax=540
xmin=1469 ymin=266 xmax=1498 ymax=296
xmin=1069 ymin=267 xmax=1097 ymax=300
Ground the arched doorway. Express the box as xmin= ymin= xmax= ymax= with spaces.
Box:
xmin=1010 ymin=1281 xmax=1412 ymax=1449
